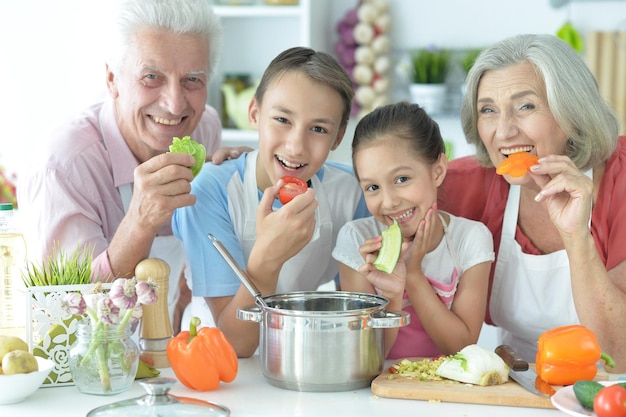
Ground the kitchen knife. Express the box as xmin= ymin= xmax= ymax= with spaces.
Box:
xmin=495 ymin=345 xmax=556 ymax=397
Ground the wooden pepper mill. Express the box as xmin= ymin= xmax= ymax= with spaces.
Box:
xmin=135 ymin=258 xmax=173 ymax=368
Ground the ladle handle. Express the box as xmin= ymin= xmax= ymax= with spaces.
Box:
xmin=208 ymin=233 xmax=266 ymax=306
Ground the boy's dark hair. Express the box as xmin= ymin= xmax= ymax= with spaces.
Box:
xmin=352 ymin=101 xmax=445 ymax=179
xmin=254 ymin=47 xmax=354 ymax=127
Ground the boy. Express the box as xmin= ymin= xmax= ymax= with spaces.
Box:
xmin=173 ymin=47 xmax=369 ymax=357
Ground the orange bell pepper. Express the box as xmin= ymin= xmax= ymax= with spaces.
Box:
xmin=536 ymin=324 xmax=615 ymax=386
xmin=496 ymin=152 xmax=539 ymax=177
xmin=166 ymin=316 xmax=238 ymax=391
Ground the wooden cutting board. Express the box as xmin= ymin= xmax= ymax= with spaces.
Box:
xmin=371 ymin=359 xmax=608 ymax=409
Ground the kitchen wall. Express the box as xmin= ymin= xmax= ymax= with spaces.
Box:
xmin=1 ymin=0 xmax=625 ymax=175
xmin=325 ymin=0 xmax=626 ymax=164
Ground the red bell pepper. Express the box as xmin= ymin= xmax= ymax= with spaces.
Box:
xmin=166 ymin=317 xmax=238 ymax=391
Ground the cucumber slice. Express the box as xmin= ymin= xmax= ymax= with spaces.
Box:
xmin=373 ymin=219 xmax=401 ymax=274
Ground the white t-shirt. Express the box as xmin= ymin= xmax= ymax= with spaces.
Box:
xmin=332 ymin=212 xmax=494 ymax=288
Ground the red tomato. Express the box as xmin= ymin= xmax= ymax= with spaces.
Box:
xmin=278 ymin=176 xmax=308 ymax=204
xmin=594 ymin=384 xmax=626 ymax=417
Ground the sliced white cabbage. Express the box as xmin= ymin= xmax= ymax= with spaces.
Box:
xmin=435 ymin=344 xmax=509 ymax=386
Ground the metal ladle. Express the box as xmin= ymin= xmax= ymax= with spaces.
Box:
xmin=208 ymin=233 xmax=268 ymax=308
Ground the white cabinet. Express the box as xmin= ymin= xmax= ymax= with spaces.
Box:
xmin=210 ymin=0 xmax=333 ymax=147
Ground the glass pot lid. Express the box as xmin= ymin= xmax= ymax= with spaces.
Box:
xmin=86 ymin=378 xmax=230 ymax=417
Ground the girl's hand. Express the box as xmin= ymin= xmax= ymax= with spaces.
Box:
xmin=358 ymin=236 xmax=407 ymax=300
xmin=404 ymin=203 xmax=438 ymax=274
xmin=530 ymin=155 xmax=593 ymax=239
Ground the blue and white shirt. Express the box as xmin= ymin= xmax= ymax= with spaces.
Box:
xmin=173 ymin=150 xmax=369 ymax=298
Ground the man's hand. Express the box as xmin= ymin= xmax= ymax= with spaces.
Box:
xmin=209 ymin=145 xmax=254 ymax=164
xmin=128 ymin=152 xmax=197 ymax=234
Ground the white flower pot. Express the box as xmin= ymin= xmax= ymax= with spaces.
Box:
xmin=409 ymin=83 xmax=447 ymax=114
xmin=26 ymin=283 xmax=111 ymax=386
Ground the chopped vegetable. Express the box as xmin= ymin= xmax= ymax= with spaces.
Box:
xmin=373 ymin=219 xmax=401 ymax=274
xmin=435 ymin=344 xmax=509 ymax=386
xmin=536 ymin=324 xmax=615 ymax=386
xmin=166 ymin=317 xmax=238 ymax=391
xmin=169 ymin=136 xmax=206 ymax=177
xmin=388 ymin=357 xmax=447 ymax=381
xmin=496 ymin=152 xmax=539 ymax=177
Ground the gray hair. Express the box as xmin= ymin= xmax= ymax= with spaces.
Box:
xmin=106 ymin=0 xmax=223 ymax=81
xmin=462 ymin=34 xmax=619 ymax=170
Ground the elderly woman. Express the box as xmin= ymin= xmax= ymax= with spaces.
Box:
xmin=439 ymin=33 xmax=626 ymax=371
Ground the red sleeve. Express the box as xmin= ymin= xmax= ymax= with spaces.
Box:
xmin=439 ymin=155 xmax=508 ymax=232
xmin=592 ymin=136 xmax=626 ymax=271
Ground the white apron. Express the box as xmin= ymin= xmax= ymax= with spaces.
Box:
xmin=238 ymin=150 xmax=333 ymax=291
xmin=119 ymin=184 xmax=183 ymax=326
xmin=489 ymin=184 xmax=579 ymax=362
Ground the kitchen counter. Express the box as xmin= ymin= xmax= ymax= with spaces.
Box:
xmin=4 ymin=356 xmax=563 ymax=417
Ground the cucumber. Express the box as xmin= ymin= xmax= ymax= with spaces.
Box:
xmin=573 ymin=380 xmax=626 ymax=410
xmin=573 ymin=380 xmax=604 ymax=410
xmin=373 ymin=219 xmax=401 ymax=274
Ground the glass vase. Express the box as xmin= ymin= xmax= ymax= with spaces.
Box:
xmin=69 ymin=321 xmax=139 ymax=395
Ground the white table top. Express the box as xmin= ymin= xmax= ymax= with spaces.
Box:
xmin=4 ymin=356 xmax=563 ymax=417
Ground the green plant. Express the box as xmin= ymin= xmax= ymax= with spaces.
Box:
xmin=22 ymin=244 xmax=102 ymax=287
xmin=410 ymin=47 xmax=452 ymax=84
xmin=461 ymin=48 xmax=483 ymax=74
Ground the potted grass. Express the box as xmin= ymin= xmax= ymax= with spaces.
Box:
xmin=460 ymin=48 xmax=483 ymax=95
xmin=22 ymin=244 xmax=112 ymax=386
xmin=409 ymin=46 xmax=452 ymax=114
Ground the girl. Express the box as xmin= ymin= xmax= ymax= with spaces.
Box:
xmin=332 ymin=101 xmax=494 ymax=359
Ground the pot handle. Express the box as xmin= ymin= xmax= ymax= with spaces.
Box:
xmin=236 ymin=306 xmax=263 ymax=323
xmin=368 ymin=310 xmax=410 ymax=329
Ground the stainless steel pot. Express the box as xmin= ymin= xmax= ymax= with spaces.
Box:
xmin=236 ymin=291 xmax=409 ymax=392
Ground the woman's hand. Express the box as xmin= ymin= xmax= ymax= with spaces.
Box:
xmin=530 ymin=155 xmax=593 ymax=239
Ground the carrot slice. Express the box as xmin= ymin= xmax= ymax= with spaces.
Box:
xmin=496 ymin=152 xmax=539 ymax=177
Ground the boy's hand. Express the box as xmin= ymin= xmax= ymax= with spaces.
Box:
xmin=253 ymin=181 xmax=318 ymax=270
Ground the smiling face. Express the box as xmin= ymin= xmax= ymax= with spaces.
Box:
xmin=249 ymin=70 xmax=345 ymax=190
xmin=355 ymin=136 xmax=446 ymax=240
xmin=476 ymin=61 xmax=569 ymax=183
xmin=106 ymin=28 xmax=210 ymax=163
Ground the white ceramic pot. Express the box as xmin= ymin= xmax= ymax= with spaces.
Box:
xmin=409 ymin=83 xmax=447 ymax=114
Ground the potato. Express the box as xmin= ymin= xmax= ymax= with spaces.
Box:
xmin=1 ymin=350 xmax=39 ymax=375
xmin=0 ymin=335 xmax=29 ymax=361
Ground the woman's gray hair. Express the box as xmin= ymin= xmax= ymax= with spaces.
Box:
xmin=106 ymin=0 xmax=223 ymax=81
xmin=462 ymin=34 xmax=619 ymax=170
